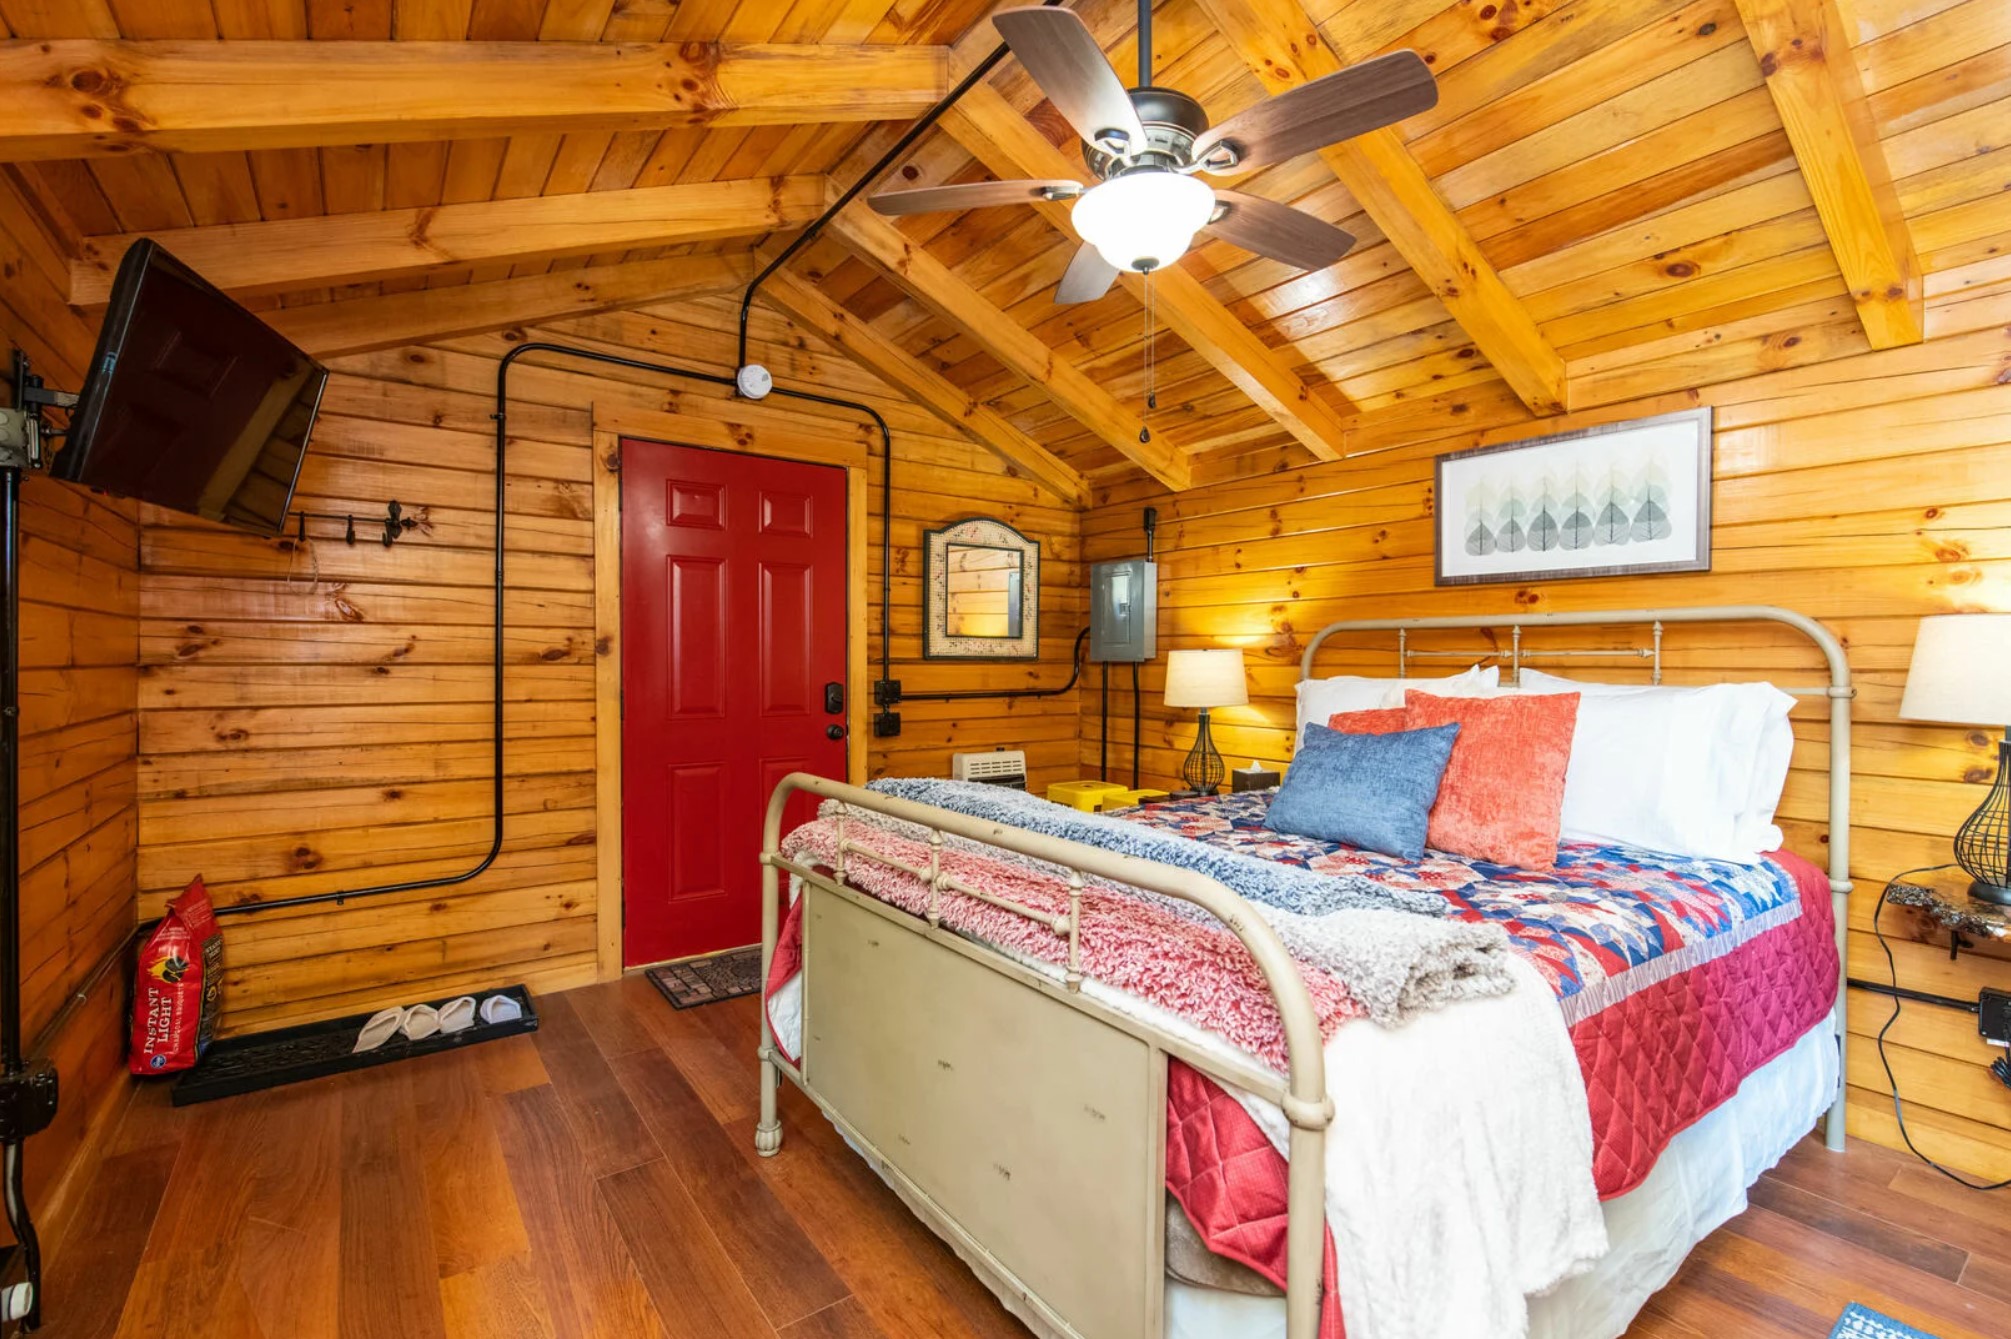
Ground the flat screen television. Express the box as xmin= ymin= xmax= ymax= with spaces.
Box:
xmin=52 ymin=238 xmax=326 ymax=536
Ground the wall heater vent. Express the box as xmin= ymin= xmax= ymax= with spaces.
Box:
xmin=950 ymin=749 xmax=1028 ymax=789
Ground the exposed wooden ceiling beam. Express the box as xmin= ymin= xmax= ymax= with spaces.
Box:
xmin=1195 ymin=0 xmax=1570 ymax=418
xmin=0 ymin=40 xmax=950 ymax=161
xmin=270 ymin=255 xmax=752 ymax=360
xmin=69 ymin=176 xmax=830 ymax=303
xmin=939 ymin=83 xmax=1351 ymax=463
xmin=1731 ymin=0 xmax=1923 ymax=348
xmin=825 ymin=201 xmax=1192 ymax=491
xmin=757 ymin=265 xmax=1090 ymax=506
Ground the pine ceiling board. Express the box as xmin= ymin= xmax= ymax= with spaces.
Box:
xmin=1236 ymin=257 xmax=1437 ymax=349
xmin=1522 ymin=212 xmax=1836 ymax=333
xmin=1896 ymin=153 xmax=2011 ymax=226
xmin=1453 ymin=87 xmax=1782 ymax=247
xmin=468 ymin=0 xmax=550 ymax=40
xmin=1407 ymin=0 xmax=1748 ymax=176
xmin=1856 ymin=0 xmax=2011 ymax=92
xmin=1431 ymin=43 xmax=1767 ymax=209
xmin=432 ymin=139 xmax=510 ymax=284
xmin=1881 ymin=92 xmax=2010 ymax=180
xmin=0 ymin=1 xmax=117 ymax=35
xmin=393 ymin=0 xmax=475 ymax=37
xmin=1561 ymin=273 xmax=1852 ymax=367
xmin=1387 ymin=0 xmax=1568 ymax=79
xmin=1871 ymin=41 xmax=2011 ymax=137
xmin=1838 ymin=0 xmax=1974 ymax=44
xmin=305 ymin=0 xmax=392 ymax=37
xmin=15 ymin=161 xmax=118 ymax=240
xmin=211 ymin=1 xmax=310 ymax=37
xmin=166 ymin=152 xmax=266 ymax=227
xmin=1479 ymin=132 xmax=1799 ymax=274
xmin=1399 ymin=0 xmax=1695 ymax=140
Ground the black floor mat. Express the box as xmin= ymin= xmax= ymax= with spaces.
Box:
xmin=645 ymin=946 xmax=763 ymax=1009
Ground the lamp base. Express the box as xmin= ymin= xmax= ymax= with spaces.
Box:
xmin=1968 ymin=879 xmax=2011 ymax=907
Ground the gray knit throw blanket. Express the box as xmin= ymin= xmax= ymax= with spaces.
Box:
xmin=851 ymin=779 xmax=1514 ymax=1025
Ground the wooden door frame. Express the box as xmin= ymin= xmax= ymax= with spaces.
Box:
xmin=592 ymin=402 xmax=870 ymax=980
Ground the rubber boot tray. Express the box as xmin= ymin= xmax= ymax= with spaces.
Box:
xmin=169 ymin=984 xmax=539 ymax=1106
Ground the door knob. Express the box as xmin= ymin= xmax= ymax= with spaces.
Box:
xmin=826 ymin=724 xmax=847 ymax=741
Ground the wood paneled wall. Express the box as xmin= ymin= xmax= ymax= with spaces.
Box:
xmin=135 ymin=294 xmax=1081 ymax=1034
xmin=0 ymin=168 xmax=138 ymax=1231
xmin=1083 ymin=276 xmax=2011 ymax=1178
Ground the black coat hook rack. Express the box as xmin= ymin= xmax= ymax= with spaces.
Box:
xmin=290 ymin=500 xmax=417 ymax=547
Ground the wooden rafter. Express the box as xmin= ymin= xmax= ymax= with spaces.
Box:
xmin=68 ymin=176 xmax=830 ymax=303
xmin=0 ymin=41 xmax=950 ymax=161
xmin=1731 ymin=0 xmax=1923 ymax=348
xmin=940 ymin=83 xmax=1353 ymax=463
xmin=1195 ymin=0 xmax=1570 ymax=418
xmin=269 ymin=255 xmax=752 ymax=359
xmin=825 ymin=202 xmax=1192 ymax=492
xmin=757 ymin=266 xmax=1090 ymax=506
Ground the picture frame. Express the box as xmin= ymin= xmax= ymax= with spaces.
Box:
xmin=1434 ymin=407 xmax=1713 ymax=587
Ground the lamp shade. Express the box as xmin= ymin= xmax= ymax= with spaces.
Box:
xmin=1164 ymin=649 xmax=1248 ymax=709
xmin=1071 ymin=172 xmax=1216 ymax=274
xmin=1899 ymin=614 xmax=2011 ymax=726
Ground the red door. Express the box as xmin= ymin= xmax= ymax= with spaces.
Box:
xmin=620 ymin=439 xmax=849 ymax=966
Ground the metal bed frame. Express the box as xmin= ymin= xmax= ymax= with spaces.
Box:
xmin=755 ymin=604 xmax=1853 ymax=1339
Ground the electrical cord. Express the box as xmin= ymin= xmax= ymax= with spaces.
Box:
xmin=1873 ymin=864 xmax=2011 ymax=1190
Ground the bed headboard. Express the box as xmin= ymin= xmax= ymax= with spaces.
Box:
xmin=1298 ymin=604 xmax=1854 ymax=1150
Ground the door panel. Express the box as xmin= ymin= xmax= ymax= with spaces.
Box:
xmin=621 ymin=440 xmax=849 ymax=966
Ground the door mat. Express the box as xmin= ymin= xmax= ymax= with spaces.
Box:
xmin=169 ymin=984 xmax=539 ymax=1106
xmin=1829 ymin=1304 xmax=1943 ymax=1339
xmin=646 ymin=946 xmax=763 ymax=1009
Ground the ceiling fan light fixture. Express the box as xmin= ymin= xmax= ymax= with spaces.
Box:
xmin=1071 ymin=172 xmax=1214 ymax=274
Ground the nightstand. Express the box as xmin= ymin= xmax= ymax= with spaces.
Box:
xmin=1884 ymin=867 xmax=2011 ymax=953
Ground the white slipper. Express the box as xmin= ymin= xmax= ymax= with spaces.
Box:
xmin=437 ymin=996 xmax=477 ymax=1035
xmin=401 ymin=1004 xmax=442 ymax=1041
xmin=353 ymin=1007 xmax=405 ymax=1054
xmin=478 ymin=994 xmax=523 ymax=1026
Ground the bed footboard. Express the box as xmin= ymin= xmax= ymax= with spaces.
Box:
xmin=757 ymin=773 xmax=1332 ymax=1339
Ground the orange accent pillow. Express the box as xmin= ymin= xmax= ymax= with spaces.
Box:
xmin=1400 ymin=690 xmax=1580 ymax=870
xmin=1326 ymin=707 xmax=1410 ymax=734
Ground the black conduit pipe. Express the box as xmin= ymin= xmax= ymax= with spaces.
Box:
xmin=212 ymin=341 xmax=891 ymax=921
xmin=733 ymin=0 xmax=1067 ymax=373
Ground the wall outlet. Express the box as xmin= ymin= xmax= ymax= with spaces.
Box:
xmin=1980 ymin=987 xmax=2010 ymax=1048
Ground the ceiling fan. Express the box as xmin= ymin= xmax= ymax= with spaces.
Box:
xmin=868 ymin=2 xmax=1439 ymax=304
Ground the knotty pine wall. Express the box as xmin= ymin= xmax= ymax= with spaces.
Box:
xmin=1082 ymin=276 xmax=2011 ymax=1177
xmin=135 ymin=294 xmax=1081 ymax=1035
xmin=0 ymin=169 xmax=139 ymax=1232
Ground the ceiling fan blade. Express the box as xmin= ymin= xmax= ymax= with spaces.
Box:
xmin=993 ymin=7 xmax=1148 ymax=154
xmin=868 ymin=179 xmax=1083 ymax=217
xmin=1055 ymin=242 xmax=1121 ymax=304
xmin=1192 ymin=51 xmax=1438 ymax=173
xmin=1205 ymin=191 xmax=1355 ymax=271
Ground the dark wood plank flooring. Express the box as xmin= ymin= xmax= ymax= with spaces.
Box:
xmin=35 ymin=981 xmax=2011 ymax=1338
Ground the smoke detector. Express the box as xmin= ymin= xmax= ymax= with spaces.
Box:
xmin=735 ymin=364 xmax=773 ymax=399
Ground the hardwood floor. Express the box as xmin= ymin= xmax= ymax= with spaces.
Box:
xmin=36 ymin=981 xmax=2011 ymax=1339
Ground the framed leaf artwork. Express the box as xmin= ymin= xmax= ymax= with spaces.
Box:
xmin=1434 ymin=407 xmax=1712 ymax=586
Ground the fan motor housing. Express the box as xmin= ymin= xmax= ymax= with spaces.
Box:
xmin=1084 ymin=86 xmax=1210 ymax=177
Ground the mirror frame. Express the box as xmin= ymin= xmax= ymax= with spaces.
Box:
xmin=923 ymin=516 xmax=1041 ymax=660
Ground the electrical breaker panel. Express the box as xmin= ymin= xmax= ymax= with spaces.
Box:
xmin=1089 ymin=559 xmax=1156 ymax=663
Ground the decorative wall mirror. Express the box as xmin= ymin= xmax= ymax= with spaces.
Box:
xmin=924 ymin=517 xmax=1041 ymax=660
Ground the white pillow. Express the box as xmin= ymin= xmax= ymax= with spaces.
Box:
xmin=1517 ymin=669 xmax=1792 ymax=862
xmin=1295 ymin=664 xmax=1497 ymax=744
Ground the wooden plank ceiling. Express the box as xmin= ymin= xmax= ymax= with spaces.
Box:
xmin=0 ymin=0 xmax=2004 ymax=496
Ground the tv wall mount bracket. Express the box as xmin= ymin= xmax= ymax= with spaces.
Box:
xmin=0 ymin=351 xmax=75 ymax=472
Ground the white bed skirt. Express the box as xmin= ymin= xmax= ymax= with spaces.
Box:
xmin=1165 ymin=1018 xmax=1840 ymax=1339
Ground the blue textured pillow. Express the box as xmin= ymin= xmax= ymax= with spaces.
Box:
xmin=1264 ymin=721 xmax=1460 ymax=858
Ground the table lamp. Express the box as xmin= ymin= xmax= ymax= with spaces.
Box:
xmin=1899 ymin=613 xmax=2011 ymax=905
xmin=1164 ymin=648 xmax=1247 ymax=794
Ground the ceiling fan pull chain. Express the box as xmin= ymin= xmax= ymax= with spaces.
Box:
xmin=1140 ymin=270 xmax=1157 ymax=444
